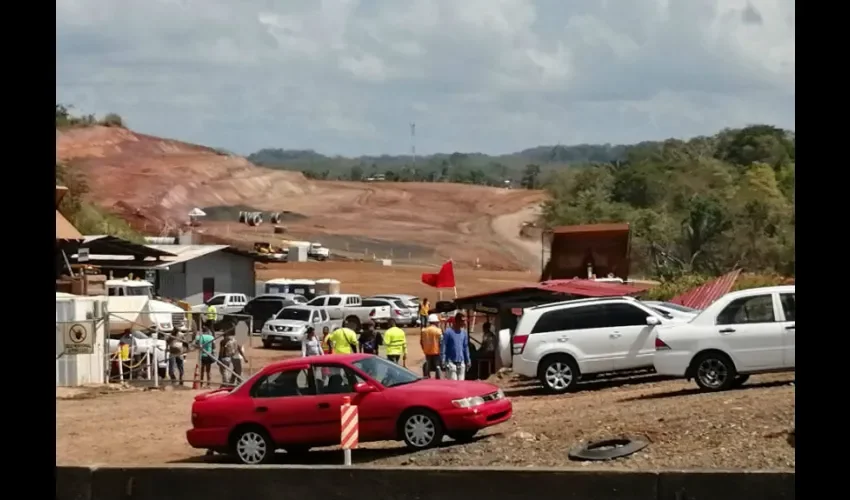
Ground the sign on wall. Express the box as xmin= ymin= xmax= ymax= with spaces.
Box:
xmin=61 ymin=321 xmax=96 ymax=355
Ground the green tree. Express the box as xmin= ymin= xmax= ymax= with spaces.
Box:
xmin=349 ymin=165 xmax=363 ymax=181
xmin=521 ymin=164 xmax=541 ymax=189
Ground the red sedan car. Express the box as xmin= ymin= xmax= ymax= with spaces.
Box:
xmin=187 ymin=354 xmax=513 ymax=465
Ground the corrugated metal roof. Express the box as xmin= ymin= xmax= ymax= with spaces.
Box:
xmin=552 ymin=223 xmax=630 ymax=234
xmin=80 ymin=235 xmax=176 ymax=258
xmin=668 ymin=270 xmax=741 ymax=310
xmin=56 ymin=210 xmax=83 ymax=240
xmin=146 ymin=244 xmax=231 ymax=267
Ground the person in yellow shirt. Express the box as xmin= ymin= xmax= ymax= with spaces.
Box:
xmin=205 ymin=303 xmax=218 ymax=330
xmin=418 ymin=298 xmax=430 ymax=332
xmin=383 ymin=319 xmax=407 ymax=366
xmin=420 ymin=314 xmax=443 ymax=378
xmin=328 ymin=320 xmax=359 ymax=354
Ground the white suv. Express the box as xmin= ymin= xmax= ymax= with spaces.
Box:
xmin=510 ymin=297 xmax=671 ymax=393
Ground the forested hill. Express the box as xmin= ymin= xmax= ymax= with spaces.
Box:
xmin=247 ymin=126 xmax=792 ymax=189
xmin=247 ymin=142 xmax=638 ymax=185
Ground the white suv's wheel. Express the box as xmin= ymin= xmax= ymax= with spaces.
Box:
xmin=539 ymin=356 xmax=579 ymax=394
xmin=401 ymin=410 xmax=443 ymax=449
xmin=233 ymin=428 xmax=274 ymax=465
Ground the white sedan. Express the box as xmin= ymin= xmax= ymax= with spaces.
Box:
xmin=653 ymin=285 xmax=795 ymax=392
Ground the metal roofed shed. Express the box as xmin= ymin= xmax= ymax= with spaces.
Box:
xmin=140 ymin=244 xmax=257 ymax=304
xmin=66 ymin=239 xmax=257 ymax=304
xmin=541 ymin=223 xmax=631 ymax=281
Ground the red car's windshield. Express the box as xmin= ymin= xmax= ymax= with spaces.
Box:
xmin=352 ymin=356 xmax=421 ymax=388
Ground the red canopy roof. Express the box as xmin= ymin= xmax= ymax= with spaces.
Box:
xmin=538 ymin=279 xmax=650 ymax=297
xmin=455 ymin=278 xmax=650 ymax=303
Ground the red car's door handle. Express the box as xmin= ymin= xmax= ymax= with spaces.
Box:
xmin=255 ymin=406 xmax=268 ymax=413
xmin=317 ymin=403 xmax=330 ymax=409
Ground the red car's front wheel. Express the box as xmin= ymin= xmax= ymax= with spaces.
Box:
xmin=400 ymin=410 xmax=444 ymax=449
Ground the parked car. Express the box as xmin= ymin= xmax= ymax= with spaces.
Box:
xmin=305 ymin=294 xmax=390 ymax=330
xmin=372 ymin=294 xmax=420 ymax=320
xmin=254 ymin=293 xmax=307 ymax=304
xmin=191 ymin=294 xmax=249 ymax=316
xmin=240 ymin=296 xmax=299 ymax=333
xmin=186 ymin=354 xmax=513 ymax=464
xmin=261 ymin=306 xmax=337 ymax=349
xmin=653 ymin=285 xmax=795 ymax=392
xmin=642 ymin=301 xmax=700 ymax=322
xmin=364 ymin=297 xmax=415 ymax=327
xmin=508 ymin=296 xmax=677 ymax=394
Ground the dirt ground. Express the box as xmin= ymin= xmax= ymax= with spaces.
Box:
xmin=57 ymin=126 xmax=546 ymax=271
xmin=56 ymin=329 xmax=795 ymax=470
xmin=256 ymin=261 xmax=537 ymax=302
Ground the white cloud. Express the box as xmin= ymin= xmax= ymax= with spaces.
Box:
xmin=56 ymin=0 xmax=795 ymax=156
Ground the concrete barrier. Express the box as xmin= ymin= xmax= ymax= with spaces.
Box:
xmin=56 ymin=465 xmax=794 ymax=500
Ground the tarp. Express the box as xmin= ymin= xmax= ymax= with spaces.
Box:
xmin=668 ymin=270 xmax=741 ymax=310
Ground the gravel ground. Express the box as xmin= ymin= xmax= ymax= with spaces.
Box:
xmin=57 ymin=332 xmax=794 ymax=470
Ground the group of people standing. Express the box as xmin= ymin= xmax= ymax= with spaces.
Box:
xmin=420 ymin=312 xmax=472 ymax=380
xmin=165 ymin=322 xmax=247 ymax=388
xmin=300 ymin=318 xmax=409 ymax=364
xmin=299 ymin=308 xmax=476 ymax=382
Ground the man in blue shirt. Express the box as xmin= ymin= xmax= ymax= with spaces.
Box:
xmin=440 ymin=312 xmax=471 ymax=380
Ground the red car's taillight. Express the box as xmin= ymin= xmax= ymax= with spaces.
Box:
xmin=191 ymin=412 xmax=199 ymax=427
xmin=512 ymin=334 xmax=529 ymax=355
xmin=655 ymin=337 xmax=671 ymax=350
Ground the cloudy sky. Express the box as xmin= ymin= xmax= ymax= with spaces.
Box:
xmin=56 ymin=0 xmax=795 ymax=157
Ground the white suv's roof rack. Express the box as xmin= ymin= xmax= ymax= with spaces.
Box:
xmin=529 ymin=295 xmax=638 ymax=311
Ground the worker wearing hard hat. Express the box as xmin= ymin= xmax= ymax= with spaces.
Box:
xmin=327 ymin=320 xmax=359 ymax=354
xmin=383 ymin=319 xmax=407 ymax=366
xmin=421 ymin=314 xmax=443 ymax=378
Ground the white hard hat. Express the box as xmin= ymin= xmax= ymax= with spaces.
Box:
xmin=428 ymin=314 xmax=440 ymax=324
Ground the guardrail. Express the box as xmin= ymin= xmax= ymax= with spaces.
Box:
xmin=57 ymin=465 xmax=794 ymax=500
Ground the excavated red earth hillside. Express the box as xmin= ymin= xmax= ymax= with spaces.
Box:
xmin=56 ymin=126 xmax=547 ymax=270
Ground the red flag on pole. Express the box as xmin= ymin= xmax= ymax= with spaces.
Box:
xmin=421 ymin=260 xmax=456 ymax=288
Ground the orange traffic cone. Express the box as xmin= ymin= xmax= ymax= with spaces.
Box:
xmin=192 ymin=363 xmax=200 ymax=389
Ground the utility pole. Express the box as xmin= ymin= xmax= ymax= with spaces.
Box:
xmin=410 ymin=122 xmax=416 ymax=168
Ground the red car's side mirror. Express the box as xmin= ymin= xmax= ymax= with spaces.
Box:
xmin=354 ymin=382 xmax=376 ymax=394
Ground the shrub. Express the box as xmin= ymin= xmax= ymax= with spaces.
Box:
xmin=99 ymin=113 xmax=125 ymax=128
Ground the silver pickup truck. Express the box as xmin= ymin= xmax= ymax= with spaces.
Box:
xmin=261 ymin=305 xmax=339 ymax=349
xmin=305 ymin=294 xmax=391 ymax=330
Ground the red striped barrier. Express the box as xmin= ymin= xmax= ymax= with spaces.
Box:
xmin=341 ymin=396 xmax=358 ymax=450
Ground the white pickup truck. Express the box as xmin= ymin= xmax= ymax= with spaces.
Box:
xmin=305 ymin=294 xmax=391 ymax=329
xmin=191 ymin=293 xmax=249 ymax=316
